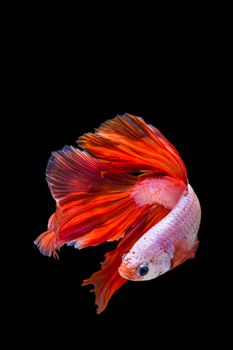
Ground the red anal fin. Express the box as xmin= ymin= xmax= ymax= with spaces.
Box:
xmin=83 ymin=205 xmax=169 ymax=314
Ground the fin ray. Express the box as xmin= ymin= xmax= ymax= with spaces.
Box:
xmin=78 ymin=114 xmax=187 ymax=183
xmin=83 ymin=205 xmax=169 ymax=313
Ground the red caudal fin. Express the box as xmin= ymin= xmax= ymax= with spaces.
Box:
xmin=46 ymin=146 xmax=103 ymax=205
xmin=83 ymin=205 xmax=169 ymax=314
xmin=34 ymin=229 xmax=58 ymax=259
xmin=78 ymin=114 xmax=187 ymax=184
xmin=36 ymin=145 xmax=153 ymax=250
xmin=34 ymin=213 xmax=59 ymax=258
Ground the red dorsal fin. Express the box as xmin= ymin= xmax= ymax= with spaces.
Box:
xmin=78 ymin=114 xmax=187 ymax=183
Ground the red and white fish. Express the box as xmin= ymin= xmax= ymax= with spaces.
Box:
xmin=34 ymin=113 xmax=201 ymax=313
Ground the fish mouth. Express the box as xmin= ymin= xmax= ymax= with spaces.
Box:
xmin=118 ymin=263 xmax=138 ymax=281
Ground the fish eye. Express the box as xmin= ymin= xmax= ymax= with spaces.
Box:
xmin=138 ymin=264 xmax=149 ymax=276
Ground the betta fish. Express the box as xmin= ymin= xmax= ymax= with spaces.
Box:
xmin=34 ymin=113 xmax=201 ymax=313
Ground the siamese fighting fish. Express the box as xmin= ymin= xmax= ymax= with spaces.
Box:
xmin=34 ymin=113 xmax=201 ymax=313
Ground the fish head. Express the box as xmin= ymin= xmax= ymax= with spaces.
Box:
xmin=118 ymin=249 xmax=171 ymax=281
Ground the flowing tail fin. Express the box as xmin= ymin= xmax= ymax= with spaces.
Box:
xmin=34 ymin=146 xmax=145 ymax=254
xmin=34 ymin=229 xmax=58 ymax=259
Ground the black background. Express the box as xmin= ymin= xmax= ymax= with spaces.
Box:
xmin=11 ymin=22 xmax=226 ymax=347
xmin=25 ymin=99 xmax=217 ymax=337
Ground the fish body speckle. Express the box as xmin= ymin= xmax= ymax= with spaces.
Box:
xmin=119 ymin=184 xmax=201 ymax=281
